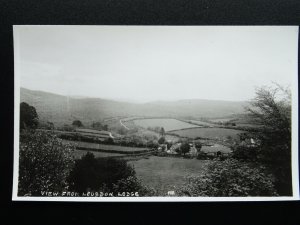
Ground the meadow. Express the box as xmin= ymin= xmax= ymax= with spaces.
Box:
xmin=169 ymin=127 xmax=245 ymax=140
xmin=133 ymin=118 xmax=199 ymax=131
xmin=129 ymin=156 xmax=212 ymax=195
xmin=63 ymin=140 xmax=149 ymax=153
xmin=183 ymin=119 xmax=215 ymax=127
xmin=73 ymin=150 xmax=124 ymax=159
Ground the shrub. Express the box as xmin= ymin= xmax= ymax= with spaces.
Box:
xmin=176 ymin=159 xmax=278 ymax=197
xmin=112 ymin=176 xmax=156 ymax=196
xmin=18 ymin=131 xmax=75 ymax=196
xmin=72 ymin=120 xmax=83 ymax=127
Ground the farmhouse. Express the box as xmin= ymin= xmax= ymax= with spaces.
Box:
xmin=166 ymin=143 xmax=181 ymax=154
xmin=187 ymin=144 xmax=198 ymax=157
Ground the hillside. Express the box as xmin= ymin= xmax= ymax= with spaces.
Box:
xmin=20 ymin=88 xmax=248 ymax=126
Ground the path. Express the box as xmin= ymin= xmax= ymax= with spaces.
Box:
xmin=120 ymin=119 xmax=130 ymax=130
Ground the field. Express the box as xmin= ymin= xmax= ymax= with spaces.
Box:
xmin=73 ymin=150 xmax=124 ymax=159
xmin=209 ymin=118 xmax=233 ymax=123
xmin=184 ymin=119 xmax=215 ymax=127
xmin=169 ymin=127 xmax=245 ymax=140
xmin=133 ymin=118 xmax=199 ymax=131
xmin=63 ymin=140 xmax=150 ymax=153
xmin=129 ymin=156 xmax=212 ymax=195
xmin=75 ymin=128 xmax=112 ymax=136
xmin=201 ymin=144 xmax=232 ymax=153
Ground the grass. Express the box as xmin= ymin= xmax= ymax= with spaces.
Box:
xmin=63 ymin=140 xmax=149 ymax=153
xmin=184 ymin=119 xmax=216 ymax=127
xmin=133 ymin=118 xmax=199 ymax=131
xmin=73 ymin=150 xmax=124 ymax=159
xmin=75 ymin=128 xmax=111 ymax=135
xmin=169 ymin=127 xmax=245 ymax=140
xmin=201 ymin=144 xmax=232 ymax=153
xmin=129 ymin=156 xmax=212 ymax=195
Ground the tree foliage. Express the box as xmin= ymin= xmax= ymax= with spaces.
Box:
xmin=18 ymin=131 xmax=75 ymax=196
xmin=180 ymin=142 xmax=190 ymax=155
xmin=176 ymin=159 xmax=277 ymax=197
xmin=20 ymin=102 xmax=39 ymax=129
xmin=158 ymin=136 xmax=166 ymax=145
xmin=240 ymin=84 xmax=292 ymax=195
xmin=91 ymin=122 xmax=108 ymax=131
xmin=72 ymin=120 xmax=83 ymax=127
xmin=67 ymin=152 xmax=153 ymax=195
xmin=160 ymin=127 xmax=165 ymax=137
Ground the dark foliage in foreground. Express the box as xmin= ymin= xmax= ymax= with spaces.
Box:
xmin=67 ymin=152 xmax=155 ymax=196
xmin=233 ymin=85 xmax=292 ymax=195
xmin=20 ymin=102 xmax=39 ymax=129
xmin=18 ymin=131 xmax=75 ymax=196
xmin=176 ymin=159 xmax=277 ymax=197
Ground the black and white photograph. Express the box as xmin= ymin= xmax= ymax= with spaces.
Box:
xmin=13 ymin=25 xmax=299 ymax=201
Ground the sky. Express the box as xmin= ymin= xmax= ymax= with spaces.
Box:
xmin=14 ymin=26 xmax=298 ymax=103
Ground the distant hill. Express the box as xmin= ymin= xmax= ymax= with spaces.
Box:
xmin=20 ymin=88 xmax=248 ymax=126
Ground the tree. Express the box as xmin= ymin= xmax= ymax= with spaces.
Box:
xmin=103 ymin=124 xmax=108 ymax=131
xmin=68 ymin=152 xmax=147 ymax=194
xmin=160 ymin=127 xmax=165 ymax=137
xmin=180 ymin=142 xmax=190 ymax=156
xmin=104 ymin=137 xmax=114 ymax=144
xmin=158 ymin=136 xmax=165 ymax=145
xmin=91 ymin=122 xmax=103 ymax=130
xmin=20 ymin=102 xmax=39 ymax=129
xmin=47 ymin=122 xmax=54 ymax=130
xmin=72 ymin=120 xmax=83 ymax=127
xmin=18 ymin=131 xmax=75 ymax=196
xmin=245 ymin=84 xmax=292 ymax=195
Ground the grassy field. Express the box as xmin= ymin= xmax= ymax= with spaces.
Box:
xmin=129 ymin=156 xmax=212 ymax=195
xmin=63 ymin=140 xmax=149 ymax=153
xmin=133 ymin=118 xmax=199 ymax=131
xmin=73 ymin=150 xmax=124 ymax=159
xmin=184 ymin=119 xmax=216 ymax=127
xmin=75 ymin=128 xmax=111 ymax=136
xmin=169 ymin=127 xmax=245 ymax=140
xmin=201 ymin=144 xmax=232 ymax=153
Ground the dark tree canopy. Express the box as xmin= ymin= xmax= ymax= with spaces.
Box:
xmin=72 ymin=120 xmax=83 ymax=127
xmin=20 ymin=102 xmax=39 ymax=129
xmin=67 ymin=152 xmax=136 ymax=193
xmin=158 ymin=136 xmax=166 ymax=145
xmin=180 ymin=142 xmax=190 ymax=155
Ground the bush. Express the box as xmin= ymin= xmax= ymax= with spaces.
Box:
xmin=232 ymin=145 xmax=259 ymax=161
xmin=18 ymin=131 xmax=75 ymax=196
xmin=112 ymin=176 xmax=156 ymax=196
xmin=196 ymin=151 xmax=207 ymax=160
xmin=72 ymin=120 xmax=83 ymax=127
xmin=176 ymin=159 xmax=278 ymax=197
